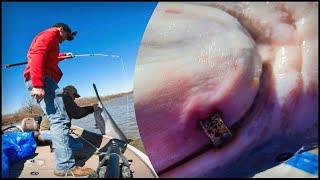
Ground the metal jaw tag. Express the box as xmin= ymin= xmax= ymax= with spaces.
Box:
xmin=200 ymin=112 xmax=232 ymax=147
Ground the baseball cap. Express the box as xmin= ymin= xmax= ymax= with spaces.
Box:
xmin=64 ymin=85 xmax=81 ymax=98
xmin=52 ymin=22 xmax=77 ymax=41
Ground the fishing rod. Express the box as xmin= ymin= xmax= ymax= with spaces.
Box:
xmin=4 ymin=54 xmax=121 ymax=69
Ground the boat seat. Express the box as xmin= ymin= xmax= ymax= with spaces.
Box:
xmin=21 ymin=117 xmax=53 ymax=150
xmin=21 ymin=117 xmax=39 ymax=132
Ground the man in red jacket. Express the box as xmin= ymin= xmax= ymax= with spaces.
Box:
xmin=23 ymin=23 xmax=94 ymax=177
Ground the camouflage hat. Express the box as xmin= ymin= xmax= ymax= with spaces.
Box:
xmin=63 ymin=85 xmax=81 ymax=98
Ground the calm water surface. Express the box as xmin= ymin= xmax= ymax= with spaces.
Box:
xmin=71 ymin=94 xmax=145 ymax=152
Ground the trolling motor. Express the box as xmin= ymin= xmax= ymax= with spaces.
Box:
xmin=88 ymin=138 xmax=133 ymax=178
xmin=87 ymin=83 xmax=133 ymax=178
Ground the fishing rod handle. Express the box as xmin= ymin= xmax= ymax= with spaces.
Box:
xmin=4 ymin=56 xmax=71 ymax=69
xmin=4 ymin=61 xmax=28 ymax=68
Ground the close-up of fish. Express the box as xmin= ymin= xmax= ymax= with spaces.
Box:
xmin=133 ymin=2 xmax=318 ymax=178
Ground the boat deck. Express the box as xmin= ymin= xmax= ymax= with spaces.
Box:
xmin=8 ymin=126 xmax=158 ymax=178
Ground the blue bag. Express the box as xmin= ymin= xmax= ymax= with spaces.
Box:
xmin=1 ymin=149 xmax=9 ymax=178
xmin=1 ymin=131 xmax=37 ymax=177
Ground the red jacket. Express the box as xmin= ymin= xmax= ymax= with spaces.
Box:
xmin=23 ymin=27 xmax=67 ymax=87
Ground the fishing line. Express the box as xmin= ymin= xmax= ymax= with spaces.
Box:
xmin=119 ymin=56 xmax=130 ymax=138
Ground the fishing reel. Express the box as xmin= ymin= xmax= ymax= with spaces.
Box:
xmin=88 ymin=139 xmax=133 ymax=178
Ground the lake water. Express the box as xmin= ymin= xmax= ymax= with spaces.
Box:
xmin=71 ymin=94 xmax=145 ymax=152
xmin=72 ymin=95 xmax=138 ymax=137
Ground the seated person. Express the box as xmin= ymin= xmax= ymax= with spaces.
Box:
xmin=38 ymin=85 xmax=99 ymax=155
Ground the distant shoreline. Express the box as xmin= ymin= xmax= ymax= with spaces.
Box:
xmin=1 ymin=91 xmax=133 ymax=126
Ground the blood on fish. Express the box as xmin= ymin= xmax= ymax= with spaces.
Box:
xmin=165 ymin=9 xmax=183 ymax=14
